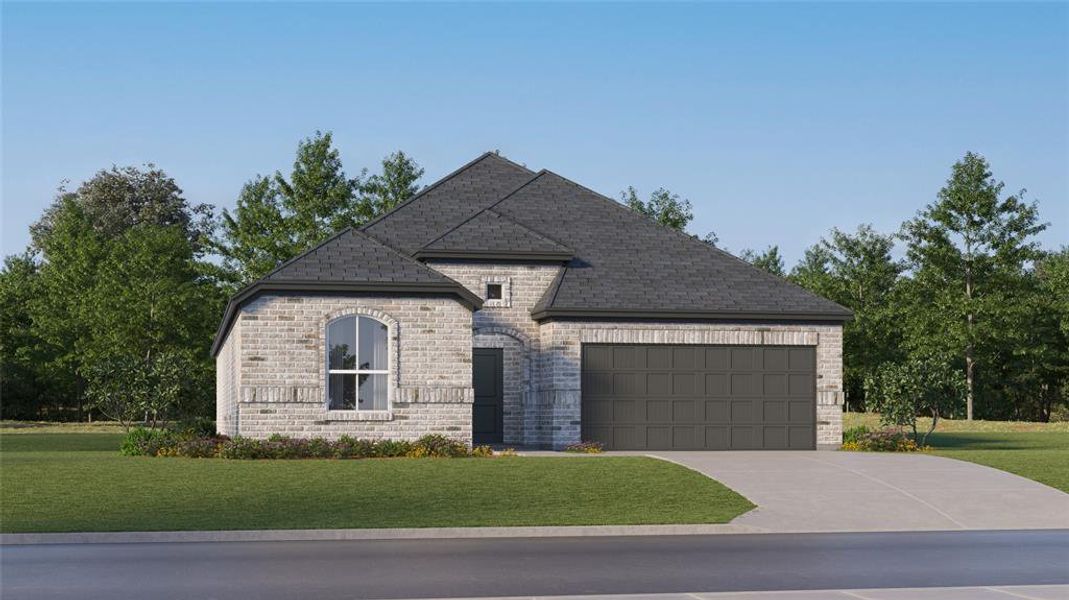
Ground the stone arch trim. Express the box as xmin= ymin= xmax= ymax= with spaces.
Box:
xmin=319 ymin=306 xmax=401 ymax=391
xmin=474 ymin=325 xmax=531 ymax=349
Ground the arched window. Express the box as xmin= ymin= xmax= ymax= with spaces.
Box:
xmin=326 ymin=316 xmax=389 ymax=411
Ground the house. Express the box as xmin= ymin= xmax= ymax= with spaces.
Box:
xmin=212 ymin=153 xmax=851 ymax=450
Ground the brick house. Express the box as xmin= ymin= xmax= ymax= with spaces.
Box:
xmin=212 ymin=153 xmax=851 ymax=450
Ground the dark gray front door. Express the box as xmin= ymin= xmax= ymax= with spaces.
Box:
xmin=473 ymin=348 xmax=504 ymax=444
xmin=581 ymin=344 xmax=816 ymax=450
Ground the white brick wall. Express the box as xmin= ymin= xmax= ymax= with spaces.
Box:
xmin=215 ymin=294 xmax=474 ymax=442
xmin=429 ymin=261 xmax=562 ymax=446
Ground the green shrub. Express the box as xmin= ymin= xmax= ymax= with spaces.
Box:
xmin=120 ymin=427 xmax=177 ymax=456
xmin=563 ymin=441 xmax=604 ymax=454
xmin=469 ymin=445 xmax=495 ymax=458
xmin=408 ymin=434 xmax=468 ymax=458
xmin=841 ymin=428 xmax=922 ymax=452
xmin=842 ymin=425 xmax=871 ymax=445
xmin=375 ymin=439 xmax=413 ymax=458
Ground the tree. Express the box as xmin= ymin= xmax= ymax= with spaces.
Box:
xmin=79 ymin=224 xmax=224 ymax=420
xmin=620 ymin=186 xmax=693 ymax=231
xmin=215 ymin=133 xmax=424 ymax=283
xmin=14 ymin=166 xmax=222 ymax=421
xmin=865 ymin=354 xmax=966 ymax=446
xmin=363 ymin=150 xmax=424 ymax=216
xmin=30 ymin=165 xmax=213 ymax=256
xmin=740 ymin=246 xmax=785 ymax=276
xmin=791 ymin=225 xmax=904 ymax=409
xmin=900 ymin=152 xmax=1047 ymax=419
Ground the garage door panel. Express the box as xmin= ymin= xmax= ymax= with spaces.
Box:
xmin=705 ymin=373 xmax=729 ymax=396
xmin=788 ymin=374 xmax=814 ymax=396
xmin=706 ymin=348 xmax=730 ymax=370
xmin=646 ymin=426 xmax=670 ymax=449
xmin=582 ymin=344 xmax=815 ymax=450
xmin=705 ymin=400 xmax=729 ymax=422
xmin=763 ymin=348 xmax=788 ymax=371
xmin=705 ymin=427 xmax=729 ymax=449
xmin=672 ymin=400 xmax=697 ymax=422
xmin=672 ymin=373 xmax=695 ymax=395
xmin=762 ymin=426 xmax=787 ymax=449
xmin=763 ymin=373 xmax=788 ymax=396
xmin=762 ymin=400 xmax=788 ymax=422
xmin=731 ymin=373 xmax=756 ymax=395
xmin=646 ymin=399 xmax=671 ymax=422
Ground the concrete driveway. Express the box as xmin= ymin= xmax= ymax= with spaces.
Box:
xmin=647 ymin=451 xmax=1069 ymax=533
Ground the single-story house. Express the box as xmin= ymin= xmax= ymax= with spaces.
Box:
xmin=212 ymin=153 xmax=851 ymax=450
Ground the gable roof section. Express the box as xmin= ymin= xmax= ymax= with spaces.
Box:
xmin=363 ymin=152 xmax=535 ymax=254
xmin=210 ymin=228 xmax=481 ymax=356
xmin=414 ymin=208 xmax=574 ymax=261
xmin=489 ymin=171 xmax=852 ymax=321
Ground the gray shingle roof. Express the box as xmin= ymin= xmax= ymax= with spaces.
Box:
xmin=489 ymin=172 xmax=851 ymax=319
xmin=363 ymin=152 xmax=535 ymax=255
xmin=416 ymin=208 xmax=573 ymax=260
xmin=364 ymin=156 xmax=851 ymax=321
xmin=266 ymin=228 xmax=455 ymax=285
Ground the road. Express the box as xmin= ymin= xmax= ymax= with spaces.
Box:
xmin=2 ymin=530 xmax=1067 ymax=600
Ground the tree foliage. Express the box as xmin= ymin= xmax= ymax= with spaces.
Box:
xmin=620 ymin=186 xmax=694 ymax=231
xmin=790 ymin=225 xmax=904 ymax=409
xmin=215 ymin=132 xmax=424 ymax=282
xmin=740 ymin=246 xmax=786 ymax=276
xmin=865 ymin=354 xmax=967 ymax=446
xmin=899 ymin=152 xmax=1048 ymax=419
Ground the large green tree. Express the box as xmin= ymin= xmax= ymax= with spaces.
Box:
xmin=791 ymin=225 xmax=904 ymax=409
xmin=13 ymin=166 xmax=222 ymax=421
xmin=899 ymin=152 xmax=1047 ymax=419
xmin=216 ymin=133 xmax=424 ymax=282
xmin=620 ymin=186 xmax=694 ymax=231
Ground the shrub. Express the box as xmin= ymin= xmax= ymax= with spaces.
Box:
xmin=407 ymin=434 xmax=468 ymax=458
xmin=375 ymin=439 xmax=413 ymax=458
xmin=120 ymin=427 xmax=177 ymax=456
xmin=470 ymin=445 xmax=494 ymax=458
xmin=563 ymin=441 xmax=604 ymax=454
xmin=842 ymin=425 xmax=871 ymax=445
xmin=158 ymin=437 xmax=222 ymax=458
xmin=841 ymin=428 xmax=921 ymax=452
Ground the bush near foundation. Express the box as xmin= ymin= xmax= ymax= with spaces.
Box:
xmin=841 ymin=426 xmax=923 ymax=452
xmin=121 ymin=428 xmax=501 ymax=460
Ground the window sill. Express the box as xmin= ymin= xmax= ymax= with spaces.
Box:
xmin=323 ymin=410 xmax=393 ymax=422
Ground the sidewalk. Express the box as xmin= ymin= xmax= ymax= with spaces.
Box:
xmin=403 ymin=586 xmax=1069 ymax=600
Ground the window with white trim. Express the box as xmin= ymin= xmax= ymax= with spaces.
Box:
xmin=326 ymin=316 xmax=389 ymax=411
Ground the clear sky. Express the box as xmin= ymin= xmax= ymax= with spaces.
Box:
xmin=2 ymin=2 xmax=1066 ymax=264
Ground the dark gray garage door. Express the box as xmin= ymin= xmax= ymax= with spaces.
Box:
xmin=581 ymin=344 xmax=816 ymax=450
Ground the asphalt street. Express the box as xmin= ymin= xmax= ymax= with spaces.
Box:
xmin=2 ymin=530 xmax=1067 ymax=600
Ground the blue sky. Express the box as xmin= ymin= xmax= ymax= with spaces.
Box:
xmin=3 ymin=2 xmax=1066 ymax=264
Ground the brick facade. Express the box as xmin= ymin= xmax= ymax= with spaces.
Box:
xmin=218 ymin=294 xmax=474 ymax=442
xmin=216 ymin=267 xmax=845 ymax=449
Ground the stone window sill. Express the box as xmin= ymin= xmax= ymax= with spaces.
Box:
xmin=323 ymin=410 xmax=393 ymax=422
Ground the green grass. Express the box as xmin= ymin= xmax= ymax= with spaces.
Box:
xmin=927 ymin=431 xmax=1069 ymax=494
xmin=0 ymin=433 xmax=753 ymax=533
xmin=843 ymin=412 xmax=1069 ymax=493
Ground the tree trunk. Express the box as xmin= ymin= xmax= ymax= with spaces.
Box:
xmin=964 ymin=259 xmax=975 ymax=421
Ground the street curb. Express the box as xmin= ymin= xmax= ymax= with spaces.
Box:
xmin=0 ymin=524 xmax=765 ymax=545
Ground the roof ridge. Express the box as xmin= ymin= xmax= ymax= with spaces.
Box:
xmin=536 ymin=169 xmax=851 ymax=315
xmin=361 ymin=152 xmax=533 ymax=232
xmin=415 ymin=170 xmax=547 ymax=250
xmin=482 ymin=207 xmax=572 ymax=252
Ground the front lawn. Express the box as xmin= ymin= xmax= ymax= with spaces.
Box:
xmin=843 ymin=412 xmax=1069 ymax=493
xmin=0 ymin=432 xmax=753 ymax=533
xmin=928 ymin=431 xmax=1069 ymax=494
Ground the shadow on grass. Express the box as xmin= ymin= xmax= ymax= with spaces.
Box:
xmin=927 ymin=431 xmax=1069 ymax=452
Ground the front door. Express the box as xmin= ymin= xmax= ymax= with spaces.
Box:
xmin=472 ymin=348 xmax=504 ymax=444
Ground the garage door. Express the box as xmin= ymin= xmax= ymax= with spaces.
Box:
xmin=581 ymin=344 xmax=816 ymax=450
